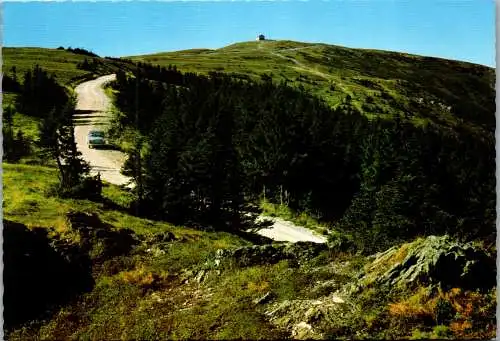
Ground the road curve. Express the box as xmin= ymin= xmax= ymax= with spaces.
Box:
xmin=256 ymin=216 xmax=327 ymax=244
xmin=73 ymin=74 xmax=326 ymax=243
xmin=74 ymin=74 xmax=132 ymax=187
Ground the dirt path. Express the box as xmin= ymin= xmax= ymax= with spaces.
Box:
xmin=257 ymin=216 xmax=327 ymax=243
xmin=73 ymin=74 xmax=132 ymax=187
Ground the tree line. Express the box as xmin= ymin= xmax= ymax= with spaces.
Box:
xmin=108 ymin=63 xmax=495 ymax=252
xmin=57 ymin=46 xmax=99 ymax=58
xmin=4 ymin=65 xmax=102 ymax=199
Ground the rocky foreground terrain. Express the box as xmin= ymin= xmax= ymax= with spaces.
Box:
xmin=5 ymin=211 xmax=496 ymax=340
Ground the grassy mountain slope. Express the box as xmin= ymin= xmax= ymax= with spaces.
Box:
xmin=2 ymin=47 xmax=129 ymax=87
xmin=3 ymin=47 xmax=93 ymax=86
xmin=128 ymin=40 xmax=495 ymax=135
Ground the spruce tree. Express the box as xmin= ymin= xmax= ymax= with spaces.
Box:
xmin=38 ymin=98 xmax=99 ymax=199
xmin=3 ymin=105 xmax=15 ymax=160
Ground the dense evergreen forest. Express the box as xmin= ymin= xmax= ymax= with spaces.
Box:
xmin=110 ymin=62 xmax=494 ymax=253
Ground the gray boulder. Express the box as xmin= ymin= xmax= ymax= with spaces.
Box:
xmin=264 ymin=294 xmax=352 ymax=340
xmin=352 ymin=235 xmax=495 ymax=293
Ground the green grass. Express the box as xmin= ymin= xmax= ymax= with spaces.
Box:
xmin=103 ymin=82 xmax=118 ymax=99
xmin=3 ymin=163 xmax=198 ymax=239
xmin=5 ymin=162 xmax=496 ymax=340
xmin=3 ymin=47 xmax=93 ymax=87
xmin=12 ymin=112 xmax=40 ymax=141
xmin=2 ymin=161 xmax=253 ymax=261
xmin=3 ymin=92 xmax=17 ymax=106
xmin=106 ymin=110 xmax=140 ymax=153
xmin=3 ymin=162 xmax=289 ymax=340
xmin=4 ymin=40 xmax=494 ymax=137
xmin=4 ymin=41 xmax=496 ymax=340
xmin=3 ymin=93 xmax=41 ymax=141
xmin=5 ymin=40 xmax=493 ymax=142
xmin=3 ymin=163 xmax=330 ymax=340
xmin=127 ymin=39 xmax=494 ymax=135
xmin=3 ymin=47 xmax=126 ymax=87
xmin=3 ymin=93 xmax=57 ymax=166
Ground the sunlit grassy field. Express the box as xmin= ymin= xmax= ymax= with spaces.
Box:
xmin=3 ymin=163 xmax=199 ymax=238
xmin=3 ymin=47 xmax=92 ymax=86
xmin=128 ymin=40 xmax=494 ymax=133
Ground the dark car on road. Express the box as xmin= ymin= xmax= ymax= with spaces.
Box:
xmin=87 ymin=130 xmax=106 ymax=149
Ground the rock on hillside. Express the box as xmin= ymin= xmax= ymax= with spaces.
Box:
xmin=208 ymin=241 xmax=328 ymax=268
xmin=263 ymin=235 xmax=496 ymax=339
xmin=264 ymin=294 xmax=354 ymax=340
xmin=346 ymin=235 xmax=496 ymax=294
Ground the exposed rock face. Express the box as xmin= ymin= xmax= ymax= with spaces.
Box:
xmin=261 ymin=235 xmax=496 ymax=339
xmin=253 ymin=291 xmax=275 ymax=305
xmin=350 ymin=235 xmax=496 ymax=293
xmin=210 ymin=241 xmax=328 ymax=268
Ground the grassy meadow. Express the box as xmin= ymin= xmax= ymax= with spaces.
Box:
xmin=128 ymin=40 xmax=494 ymax=134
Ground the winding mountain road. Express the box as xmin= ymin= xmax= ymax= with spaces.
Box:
xmin=73 ymin=75 xmax=326 ymax=244
xmin=74 ymin=74 xmax=132 ymax=187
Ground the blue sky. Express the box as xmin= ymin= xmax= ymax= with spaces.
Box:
xmin=4 ymin=0 xmax=495 ymax=67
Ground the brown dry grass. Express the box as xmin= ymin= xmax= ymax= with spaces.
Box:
xmin=388 ymin=287 xmax=496 ymax=339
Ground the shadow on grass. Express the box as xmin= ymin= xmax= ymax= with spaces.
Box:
xmin=73 ymin=109 xmax=99 ymax=115
xmin=231 ymin=229 xmax=274 ymax=245
xmin=99 ymin=195 xmax=134 ymax=214
xmin=73 ymin=120 xmax=108 ymax=127
xmin=4 ymin=213 xmax=139 ymax=331
xmin=4 ymin=220 xmax=94 ymax=330
xmin=65 ymin=211 xmax=138 ymax=261
xmin=73 ymin=114 xmax=108 ymax=120
xmin=88 ymin=144 xmax=122 ymax=151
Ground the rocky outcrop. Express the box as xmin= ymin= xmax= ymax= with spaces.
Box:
xmin=209 ymin=241 xmax=328 ymax=268
xmin=262 ymin=235 xmax=496 ymax=339
xmin=348 ymin=235 xmax=496 ymax=293
xmin=264 ymin=293 xmax=353 ymax=340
